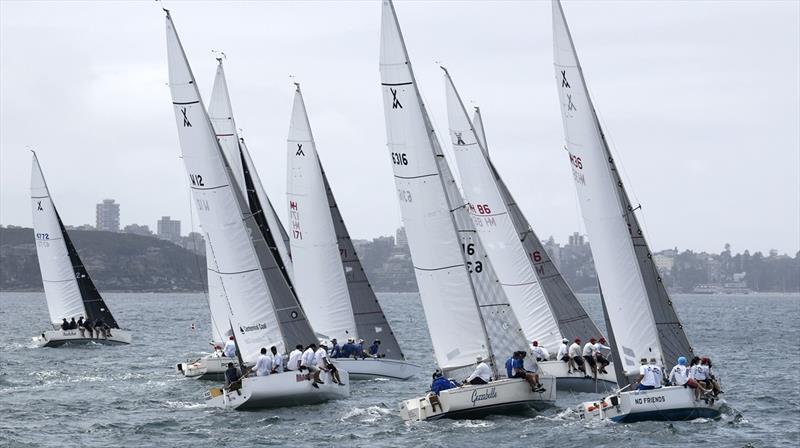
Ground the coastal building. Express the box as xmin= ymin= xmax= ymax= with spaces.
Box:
xmin=95 ymin=199 xmax=120 ymax=232
xmin=124 ymin=224 xmax=153 ymax=236
xmin=157 ymin=216 xmax=181 ymax=243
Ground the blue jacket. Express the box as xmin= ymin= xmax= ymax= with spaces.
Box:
xmin=505 ymin=357 xmax=514 ymax=378
xmin=431 ymin=377 xmax=457 ymax=395
xmin=330 ymin=343 xmax=342 ymax=358
xmin=341 ymin=343 xmax=355 ymax=357
xmin=369 ymin=343 xmax=379 ymax=355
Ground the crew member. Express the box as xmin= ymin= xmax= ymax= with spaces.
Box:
xmin=582 ymin=338 xmax=598 ymax=379
xmin=329 ymin=338 xmax=341 ymax=358
xmin=254 ymin=347 xmax=271 ymax=377
xmin=635 ymin=358 xmax=663 ymax=390
xmin=301 ymin=344 xmax=321 ymax=388
xmin=287 ymin=344 xmax=304 ymax=371
xmin=465 ymin=356 xmax=492 ymax=385
xmin=369 ymin=339 xmax=381 ymax=357
xmin=531 ymin=341 xmax=548 ymax=362
xmin=430 ymin=370 xmax=457 ymax=395
xmin=569 ymin=338 xmax=586 ymax=375
xmin=223 ymin=336 xmax=237 ymax=358
xmin=270 ymin=346 xmax=283 ymax=373
xmin=594 ymin=337 xmax=611 ymax=374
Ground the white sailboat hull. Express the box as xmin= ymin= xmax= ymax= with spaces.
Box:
xmin=332 ymin=357 xmax=419 ymax=380
xmin=578 ymin=385 xmax=723 ymax=423
xmin=205 ymin=369 xmax=350 ymax=410
xmin=399 ymin=377 xmax=556 ymax=422
xmin=538 ymin=360 xmax=617 ymax=393
xmin=33 ymin=329 xmax=132 ymax=347
xmin=176 ymin=354 xmax=239 ymax=381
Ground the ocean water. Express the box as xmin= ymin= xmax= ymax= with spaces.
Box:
xmin=0 ymin=291 xmax=797 ymax=447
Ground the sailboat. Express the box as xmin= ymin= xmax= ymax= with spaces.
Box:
xmin=30 ymin=153 xmax=132 ymax=347
xmin=379 ymin=0 xmax=555 ymax=421
xmin=286 ymin=84 xmax=419 ymax=380
xmin=443 ymin=70 xmax=616 ymax=392
xmin=552 ymin=0 xmax=722 ymax=421
xmin=176 ymin=59 xmax=294 ymax=381
xmin=164 ymin=9 xmax=349 ymax=409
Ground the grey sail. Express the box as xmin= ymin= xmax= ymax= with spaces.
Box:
xmin=475 ymin=109 xmax=603 ymax=342
xmin=236 ymin=141 xmax=318 ymax=347
xmin=318 ymin=162 xmax=405 ymax=359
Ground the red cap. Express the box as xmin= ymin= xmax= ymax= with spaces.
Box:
xmin=574 ymin=338 xmax=581 ymax=343
xmin=532 ymin=340 xmax=539 ymax=346
xmin=599 ymin=337 xmax=606 ymax=343
xmin=590 ymin=338 xmax=597 ymax=343
xmin=229 ymin=335 xmax=235 ymax=340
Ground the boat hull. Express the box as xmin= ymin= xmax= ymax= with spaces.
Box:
xmin=399 ymin=376 xmax=556 ymax=422
xmin=205 ymin=369 xmax=350 ymax=410
xmin=176 ymin=354 xmax=238 ymax=381
xmin=32 ymin=329 xmax=132 ymax=347
xmin=331 ymin=357 xmax=419 ymax=380
xmin=538 ymin=360 xmax=618 ymax=393
xmin=578 ymin=385 xmax=723 ymax=423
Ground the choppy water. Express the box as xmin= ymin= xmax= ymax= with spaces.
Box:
xmin=0 ymin=291 xmax=798 ymax=447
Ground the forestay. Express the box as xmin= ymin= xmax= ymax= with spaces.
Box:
xmin=380 ymin=0 xmax=528 ymax=377
xmin=445 ymin=69 xmax=563 ymax=352
xmin=552 ymin=0 xmax=692 ymax=382
xmin=287 ymin=86 xmax=357 ymax=341
xmin=31 ymin=154 xmax=119 ymax=328
xmin=471 ymin=108 xmax=604 ymax=347
xmin=165 ymin=11 xmax=315 ymax=363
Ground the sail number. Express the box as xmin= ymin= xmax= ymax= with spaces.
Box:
xmin=468 ymin=203 xmax=492 ymax=215
xmin=35 ymin=233 xmax=50 ymax=240
xmin=530 ymin=251 xmax=542 ymax=263
xmin=461 ymin=243 xmax=475 ymax=255
xmin=397 ymin=189 xmax=412 ymax=203
xmin=189 ymin=174 xmax=205 ymax=187
xmin=466 ymin=261 xmax=483 ymax=273
xmin=569 ymin=153 xmax=583 ymax=170
xmin=391 ymin=152 xmax=408 ymax=166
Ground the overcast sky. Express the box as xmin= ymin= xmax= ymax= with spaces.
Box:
xmin=1 ymin=0 xmax=798 ymax=254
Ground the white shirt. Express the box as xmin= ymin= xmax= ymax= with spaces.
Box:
xmin=287 ymin=349 xmax=303 ymax=371
xmin=467 ymin=362 xmax=492 ymax=383
xmin=690 ymin=364 xmax=708 ymax=381
xmin=271 ymin=353 xmax=284 ymax=372
xmin=594 ymin=342 xmax=611 ymax=354
xmin=254 ymin=354 xmax=271 ymax=376
xmin=582 ymin=342 xmax=595 ymax=357
xmin=557 ymin=343 xmax=569 ymax=360
xmin=532 ymin=346 xmax=549 ymax=360
xmin=301 ymin=347 xmax=316 ymax=368
xmin=315 ymin=347 xmax=329 ymax=368
xmin=639 ymin=364 xmax=663 ymax=387
xmin=568 ymin=342 xmax=582 ymax=358
xmin=223 ymin=340 xmax=236 ymax=358
xmin=669 ymin=364 xmax=689 ymax=386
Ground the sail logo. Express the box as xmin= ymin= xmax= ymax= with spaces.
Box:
xmin=36 ymin=201 xmax=43 ymax=211
xmin=561 ymin=70 xmax=571 ymax=88
xmin=390 ymin=88 xmax=403 ymax=109
xmin=181 ymin=107 xmax=192 ymax=127
xmin=454 ymin=132 xmax=465 ymax=146
xmin=239 ymin=323 xmax=267 ymax=334
xmin=295 ymin=144 xmax=305 ymax=156
xmin=470 ymin=387 xmax=497 ymax=407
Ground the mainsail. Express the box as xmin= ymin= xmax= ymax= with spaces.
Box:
xmin=287 ymin=85 xmax=357 ymax=341
xmin=30 ymin=153 xmax=119 ymax=328
xmin=464 ymin=97 xmax=603 ymax=350
xmin=166 ymin=10 xmax=316 ymax=363
xmin=552 ymin=0 xmax=693 ymax=384
xmin=379 ymin=0 xmax=528 ymax=377
xmin=287 ymin=85 xmax=406 ymax=359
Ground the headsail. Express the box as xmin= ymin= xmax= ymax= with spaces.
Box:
xmin=552 ymin=0 xmax=693 ymax=383
xmin=165 ymin=11 xmax=316 ymax=362
xmin=471 ymin=104 xmax=603 ymax=347
xmin=31 ymin=153 xmax=119 ymax=328
xmin=287 ymin=85 xmax=357 ymax=341
xmin=379 ymin=0 xmax=528 ymax=377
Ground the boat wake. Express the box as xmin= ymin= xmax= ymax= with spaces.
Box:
xmin=340 ymin=405 xmax=393 ymax=423
xmin=163 ymin=400 xmax=205 ymax=410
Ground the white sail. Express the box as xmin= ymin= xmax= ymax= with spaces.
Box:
xmin=166 ymin=12 xmax=284 ymax=363
xmin=239 ymin=139 xmax=294 ymax=282
xmin=444 ymin=69 xmax=563 ymax=352
xmin=204 ymin=233 xmax=231 ymax=343
xmin=552 ymin=0 xmax=661 ymax=374
xmin=472 ymin=107 xmax=488 ymax=156
xmin=379 ymin=0 xmax=489 ymax=374
xmin=208 ymin=59 xmax=246 ymax=197
xmin=287 ymin=85 xmax=357 ymax=341
xmin=30 ymin=153 xmax=85 ymax=325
